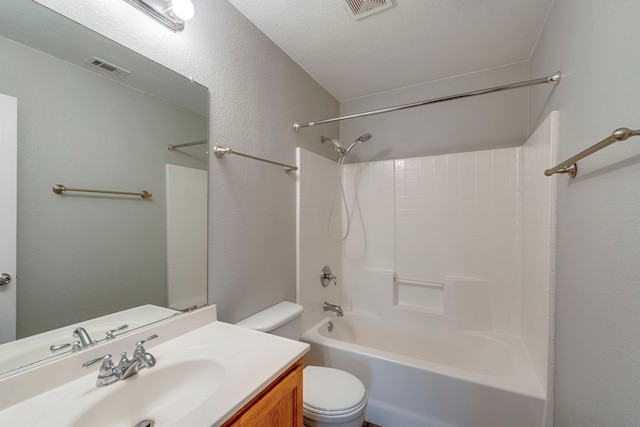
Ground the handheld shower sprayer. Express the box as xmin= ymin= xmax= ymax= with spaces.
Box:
xmin=345 ymin=133 xmax=372 ymax=156
xmin=319 ymin=133 xmax=374 ymax=242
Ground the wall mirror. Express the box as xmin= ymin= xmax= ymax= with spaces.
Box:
xmin=0 ymin=0 xmax=208 ymax=377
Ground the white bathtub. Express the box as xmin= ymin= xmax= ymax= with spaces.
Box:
xmin=301 ymin=314 xmax=546 ymax=427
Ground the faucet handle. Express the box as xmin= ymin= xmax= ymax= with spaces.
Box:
xmin=83 ymin=354 xmax=114 ymax=371
xmin=321 ymin=266 xmax=338 ymax=287
xmin=83 ymin=353 xmax=112 ymax=368
xmin=50 ymin=340 xmax=81 ymax=353
xmin=118 ymin=351 xmax=131 ymax=365
xmin=105 ymin=324 xmax=129 ymax=340
xmin=83 ymin=354 xmax=119 ymax=387
xmin=135 ymin=334 xmax=159 ymax=348
xmin=134 ymin=334 xmax=159 ymax=356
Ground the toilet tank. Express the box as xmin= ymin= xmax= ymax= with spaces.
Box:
xmin=235 ymin=301 xmax=304 ymax=340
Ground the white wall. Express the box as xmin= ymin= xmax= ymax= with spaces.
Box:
xmin=530 ymin=0 xmax=640 ymax=425
xmin=34 ymin=0 xmax=341 ymax=324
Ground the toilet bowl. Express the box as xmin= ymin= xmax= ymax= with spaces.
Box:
xmin=236 ymin=302 xmax=368 ymax=427
xmin=302 ymin=366 xmax=367 ymax=427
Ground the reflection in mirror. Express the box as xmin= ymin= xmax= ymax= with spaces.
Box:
xmin=0 ymin=0 xmax=208 ymax=377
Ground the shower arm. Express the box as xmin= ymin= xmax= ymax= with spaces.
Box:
xmin=293 ymin=71 xmax=561 ymax=131
xmin=321 ymin=135 xmax=347 ymax=156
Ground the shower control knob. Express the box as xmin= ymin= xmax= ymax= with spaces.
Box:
xmin=320 ymin=266 xmax=337 ymax=287
xmin=0 ymin=273 xmax=11 ymax=286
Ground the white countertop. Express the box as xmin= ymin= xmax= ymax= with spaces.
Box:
xmin=0 ymin=305 xmax=309 ymax=426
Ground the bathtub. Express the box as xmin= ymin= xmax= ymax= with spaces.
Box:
xmin=301 ymin=314 xmax=546 ymax=427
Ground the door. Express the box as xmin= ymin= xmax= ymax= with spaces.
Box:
xmin=0 ymin=93 xmax=17 ymax=344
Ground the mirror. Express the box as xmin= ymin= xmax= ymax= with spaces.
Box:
xmin=0 ymin=0 xmax=208 ymax=376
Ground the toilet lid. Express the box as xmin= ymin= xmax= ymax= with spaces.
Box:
xmin=303 ymin=366 xmax=366 ymax=413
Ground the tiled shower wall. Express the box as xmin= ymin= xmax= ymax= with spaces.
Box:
xmin=342 ymin=147 xmax=522 ymax=334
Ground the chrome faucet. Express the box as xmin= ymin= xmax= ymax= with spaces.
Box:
xmin=117 ymin=335 xmax=158 ymax=380
xmin=83 ymin=334 xmax=158 ymax=387
xmin=323 ymin=302 xmax=344 ymax=317
xmin=73 ymin=327 xmax=97 ymax=347
xmin=50 ymin=326 xmax=96 ymax=353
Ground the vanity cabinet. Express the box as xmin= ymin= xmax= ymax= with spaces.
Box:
xmin=222 ymin=358 xmax=303 ymax=426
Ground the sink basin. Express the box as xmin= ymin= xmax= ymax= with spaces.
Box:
xmin=36 ymin=346 xmax=234 ymax=427
xmin=71 ymin=359 xmax=224 ymax=427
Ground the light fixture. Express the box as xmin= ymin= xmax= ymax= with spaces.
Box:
xmin=172 ymin=0 xmax=195 ymax=21
xmin=123 ymin=0 xmax=195 ymax=32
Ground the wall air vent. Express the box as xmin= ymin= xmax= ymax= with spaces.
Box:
xmin=84 ymin=57 xmax=131 ymax=78
xmin=343 ymin=0 xmax=393 ymax=20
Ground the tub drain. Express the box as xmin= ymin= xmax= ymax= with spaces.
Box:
xmin=134 ymin=419 xmax=155 ymax=427
xmin=327 ymin=321 xmax=334 ymax=332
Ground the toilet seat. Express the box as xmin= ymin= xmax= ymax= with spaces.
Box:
xmin=304 ymin=397 xmax=368 ymax=417
xmin=303 ymin=366 xmax=367 ymax=417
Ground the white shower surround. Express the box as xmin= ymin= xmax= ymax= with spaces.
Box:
xmin=296 ymin=111 xmax=557 ymax=425
xmin=341 ymin=147 xmax=524 ymax=331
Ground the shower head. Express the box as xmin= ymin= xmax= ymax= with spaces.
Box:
xmin=345 ymin=133 xmax=373 ymax=155
xmin=354 ymin=134 xmax=372 ymax=143
xmin=321 ymin=133 xmax=373 ymax=158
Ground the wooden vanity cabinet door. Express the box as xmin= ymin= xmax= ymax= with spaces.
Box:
xmin=222 ymin=358 xmax=303 ymax=426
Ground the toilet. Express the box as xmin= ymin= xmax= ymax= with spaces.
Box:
xmin=236 ymin=301 xmax=368 ymax=427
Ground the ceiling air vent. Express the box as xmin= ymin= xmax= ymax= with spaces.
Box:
xmin=84 ymin=57 xmax=131 ymax=78
xmin=343 ymin=0 xmax=393 ymax=20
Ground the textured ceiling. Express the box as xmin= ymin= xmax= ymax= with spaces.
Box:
xmin=227 ymin=0 xmax=554 ymax=101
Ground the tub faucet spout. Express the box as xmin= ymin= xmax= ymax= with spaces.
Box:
xmin=323 ymin=302 xmax=344 ymax=317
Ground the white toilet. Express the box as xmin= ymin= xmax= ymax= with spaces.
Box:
xmin=236 ymin=301 xmax=368 ymax=427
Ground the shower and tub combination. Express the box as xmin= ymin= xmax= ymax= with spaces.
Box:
xmin=295 ymin=77 xmax=559 ymax=426
xmin=302 ymin=307 xmax=545 ymax=427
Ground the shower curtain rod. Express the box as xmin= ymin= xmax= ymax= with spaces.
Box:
xmin=293 ymin=71 xmax=561 ymax=131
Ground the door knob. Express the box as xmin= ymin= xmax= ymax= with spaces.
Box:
xmin=0 ymin=273 xmax=12 ymax=286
